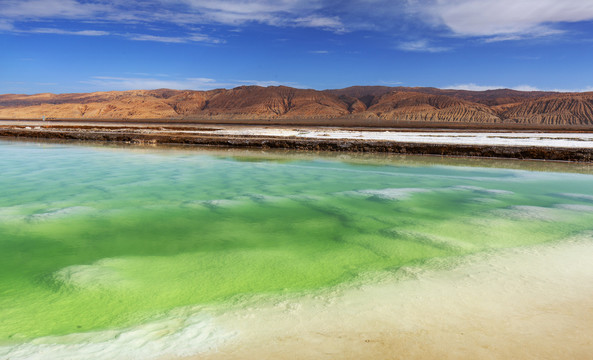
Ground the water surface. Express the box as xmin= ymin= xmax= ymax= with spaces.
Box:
xmin=1 ymin=140 xmax=593 ymax=358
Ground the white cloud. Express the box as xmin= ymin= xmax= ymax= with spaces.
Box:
xmin=125 ymin=72 xmax=171 ymax=77
xmin=446 ymin=83 xmax=535 ymax=91
xmin=481 ymin=30 xmax=563 ymax=43
xmin=233 ymin=79 xmax=304 ymax=88
xmin=446 ymin=83 xmax=593 ymax=93
xmin=446 ymin=83 xmax=504 ymax=91
xmin=154 ymin=6 xmax=346 ymax=32
xmin=548 ymin=86 xmax=593 ymax=93
xmin=18 ymin=27 xmax=224 ymax=43
xmin=398 ymin=40 xmax=450 ymax=52
xmin=187 ymin=33 xmax=225 ymax=43
xmin=292 ymin=15 xmax=345 ymax=32
xmin=178 ymin=0 xmax=334 ymax=27
xmin=309 ymin=50 xmax=330 ymax=54
xmin=0 ymin=0 xmax=107 ymax=19
xmin=3 ymin=0 xmax=592 ymax=42
xmin=182 ymin=0 xmax=314 ymax=15
xmin=126 ymin=33 xmax=223 ymax=44
xmin=131 ymin=0 xmax=345 ymax=32
xmin=482 ymin=34 xmax=527 ymax=43
xmin=418 ymin=0 xmax=593 ymax=38
xmin=379 ymin=80 xmax=403 ymax=86
xmin=81 ymin=76 xmax=226 ymax=91
xmin=0 ymin=20 xmax=14 ymax=31
xmin=81 ymin=76 xmax=300 ymax=91
xmin=127 ymin=34 xmax=187 ymax=43
xmin=28 ymin=28 xmax=110 ymax=36
xmin=512 ymin=85 xmax=542 ymax=92
xmin=1 ymin=0 xmax=351 ymax=33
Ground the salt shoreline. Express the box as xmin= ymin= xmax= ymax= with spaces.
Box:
xmin=2 ymin=125 xmax=593 ymax=161
xmin=186 ymin=237 xmax=593 ymax=360
xmin=7 ymin=237 xmax=590 ymax=360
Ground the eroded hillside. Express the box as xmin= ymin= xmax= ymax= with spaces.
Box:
xmin=1 ymin=85 xmax=592 ymax=126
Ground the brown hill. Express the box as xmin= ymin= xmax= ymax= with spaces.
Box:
xmin=1 ymin=85 xmax=592 ymax=126
xmin=432 ymin=88 xmax=554 ymax=106
xmin=328 ymin=86 xmax=553 ymax=107
xmin=497 ymin=93 xmax=593 ymax=125
xmin=364 ymin=91 xmax=500 ymax=123
xmin=0 ymin=86 xmax=352 ymax=120
xmin=193 ymin=86 xmax=349 ymax=118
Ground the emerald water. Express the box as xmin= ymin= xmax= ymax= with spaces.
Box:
xmin=2 ymin=139 xmax=593 ymax=358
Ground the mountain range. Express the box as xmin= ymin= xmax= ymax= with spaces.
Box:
xmin=1 ymin=86 xmax=593 ymax=126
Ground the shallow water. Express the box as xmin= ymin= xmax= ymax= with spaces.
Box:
xmin=1 ymin=140 xmax=593 ymax=359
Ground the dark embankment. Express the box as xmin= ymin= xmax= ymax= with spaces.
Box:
xmin=2 ymin=126 xmax=593 ymax=162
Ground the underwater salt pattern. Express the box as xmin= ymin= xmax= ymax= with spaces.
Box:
xmin=1 ymin=140 xmax=593 ymax=344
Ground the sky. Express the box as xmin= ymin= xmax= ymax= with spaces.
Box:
xmin=1 ymin=0 xmax=593 ymax=94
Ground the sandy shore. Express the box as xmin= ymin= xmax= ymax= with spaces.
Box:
xmin=183 ymin=236 xmax=593 ymax=360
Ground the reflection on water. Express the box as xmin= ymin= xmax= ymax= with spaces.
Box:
xmin=5 ymin=135 xmax=593 ymax=174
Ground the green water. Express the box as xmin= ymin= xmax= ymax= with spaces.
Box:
xmin=2 ymin=140 xmax=593 ymax=343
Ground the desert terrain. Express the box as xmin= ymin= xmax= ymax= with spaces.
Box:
xmin=1 ymin=86 xmax=593 ymax=127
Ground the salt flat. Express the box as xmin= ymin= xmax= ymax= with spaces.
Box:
xmin=209 ymin=127 xmax=593 ymax=148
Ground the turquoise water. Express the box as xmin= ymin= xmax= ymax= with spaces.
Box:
xmin=1 ymin=140 xmax=593 ymax=349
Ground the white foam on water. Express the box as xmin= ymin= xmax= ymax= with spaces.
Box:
xmin=470 ymin=197 xmax=503 ymax=204
xmin=185 ymin=193 xmax=320 ymax=206
xmin=286 ymin=194 xmax=325 ymax=202
xmin=556 ymin=193 xmax=593 ymax=202
xmin=238 ymin=193 xmax=284 ymax=204
xmin=0 ymin=312 xmax=234 ymax=360
xmin=0 ymin=205 xmax=95 ymax=224
xmin=342 ymin=188 xmax=430 ymax=201
xmin=492 ymin=205 xmax=568 ymax=222
xmin=384 ymin=229 xmax=476 ymax=251
xmin=554 ymin=204 xmax=593 ymax=212
xmin=450 ymin=185 xmax=514 ymax=195
xmin=52 ymin=259 xmax=134 ymax=290
xmin=26 ymin=206 xmax=94 ymax=223
xmin=275 ymin=162 xmax=544 ymax=184
xmin=0 ymin=206 xmax=25 ymax=223
xmin=183 ymin=199 xmax=243 ymax=209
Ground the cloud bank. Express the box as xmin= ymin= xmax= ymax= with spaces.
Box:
xmin=416 ymin=0 xmax=593 ymax=39
xmin=1 ymin=0 xmax=593 ymax=43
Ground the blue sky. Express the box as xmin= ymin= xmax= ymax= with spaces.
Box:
xmin=1 ymin=0 xmax=593 ymax=94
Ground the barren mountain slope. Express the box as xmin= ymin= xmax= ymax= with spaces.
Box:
xmin=0 ymin=86 xmax=351 ymax=119
xmin=497 ymin=93 xmax=593 ymax=125
xmin=326 ymin=86 xmax=553 ymax=107
xmin=191 ymin=86 xmax=350 ymax=118
xmin=1 ymin=86 xmax=593 ymax=126
xmin=0 ymin=98 xmax=179 ymax=119
xmin=366 ymin=91 xmax=500 ymax=123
